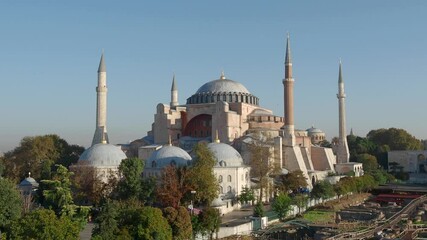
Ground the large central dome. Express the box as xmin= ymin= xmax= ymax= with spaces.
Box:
xmin=187 ymin=73 xmax=259 ymax=106
xmin=196 ymin=78 xmax=250 ymax=94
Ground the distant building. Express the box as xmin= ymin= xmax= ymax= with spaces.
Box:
xmin=388 ymin=150 xmax=427 ymax=173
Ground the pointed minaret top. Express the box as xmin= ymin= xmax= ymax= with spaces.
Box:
xmin=220 ymin=71 xmax=225 ymax=80
xmin=28 ymin=172 xmax=31 ymax=178
xmin=171 ymin=74 xmax=177 ymax=91
xmin=338 ymin=60 xmax=343 ymax=83
xmin=98 ymin=53 xmax=106 ymax=73
xmin=350 ymin=128 xmax=354 ymax=136
xmin=214 ymin=130 xmax=220 ymax=143
xmin=285 ymin=33 xmax=292 ymax=64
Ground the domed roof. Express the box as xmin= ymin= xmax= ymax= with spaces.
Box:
xmin=207 ymin=142 xmax=244 ymax=167
xmin=306 ymin=126 xmax=324 ymax=134
xmin=195 ymin=73 xmax=250 ymax=94
xmin=79 ymin=143 xmax=126 ymax=167
xmin=147 ymin=145 xmax=192 ymax=168
xmin=19 ymin=175 xmax=39 ymax=188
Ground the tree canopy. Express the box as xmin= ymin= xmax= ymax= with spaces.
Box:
xmin=0 ymin=178 xmax=22 ymax=237
xmin=9 ymin=209 xmax=80 ymax=240
xmin=272 ymin=193 xmax=292 ymax=221
xmin=2 ymin=134 xmax=84 ymax=182
xmin=188 ymin=143 xmax=218 ymax=206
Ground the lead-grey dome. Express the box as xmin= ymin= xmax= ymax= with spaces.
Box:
xmin=196 ymin=78 xmax=250 ymax=94
xmin=306 ymin=126 xmax=324 ymax=134
xmin=207 ymin=142 xmax=244 ymax=167
xmin=147 ymin=145 xmax=192 ymax=168
xmin=79 ymin=143 xmax=126 ymax=167
xmin=187 ymin=74 xmax=259 ymax=106
xmin=19 ymin=176 xmax=39 ymax=188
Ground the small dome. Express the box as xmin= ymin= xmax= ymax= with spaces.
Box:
xmin=19 ymin=176 xmax=39 ymax=188
xmin=207 ymin=142 xmax=244 ymax=167
xmin=196 ymin=78 xmax=250 ymax=94
xmin=79 ymin=143 xmax=126 ymax=167
xmin=306 ymin=126 xmax=324 ymax=134
xmin=147 ymin=145 xmax=192 ymax=168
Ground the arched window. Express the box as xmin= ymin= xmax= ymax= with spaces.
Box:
xmin=218 ymin=175 xmax=223 ymax=183
xmin=220 ymin=186 xmax=223 ymax=194
xmin=227 ymin=175 xmax=232 ymax=182
xmin=217 ymin=94 xmax=221 ymax=101
xmin=245 ymin=172 xmax=249 ymax=181
xmin=170 ymin=160 xmax=176 ymax=166
xmin=227 ymin=186 xmax=232 ymax=193
xmin=152 ymin=161 xmax=157 ymax=168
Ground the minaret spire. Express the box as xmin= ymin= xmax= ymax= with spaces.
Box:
xmin=92 ymin=52 xmax=109 ymax=146
xmin=170 ymin=73 xmax=179 ymax=107
xmin=283 ymin=33 xmax=296 ymax=146
xmin=336 ymin=60 xmax=350 ymax=163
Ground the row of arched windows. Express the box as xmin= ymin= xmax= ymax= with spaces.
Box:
xmin=187 ymin=92 xmax=259 ymax=105
xmin=218 ymin=175 xmax=232 ymax=183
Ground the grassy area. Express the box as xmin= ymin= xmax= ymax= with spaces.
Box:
xmin=301 ymin=210 xmax=335 ymax=224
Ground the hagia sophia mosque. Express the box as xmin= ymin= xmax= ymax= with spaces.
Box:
xmin=78 ymin=36 xmax=363 ymax=214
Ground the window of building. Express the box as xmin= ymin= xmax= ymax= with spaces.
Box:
xmin=152 ymin=161 xmax=157 ymax=168
xmin=227 ymin=175 xmax=232 ymax=182
xmin=220 ymin=186 xmax=223 ymax=194
xmin=227 ymin=186 xmax=232 ymax=193
xmin=218 ymin=175 xmax=223 ymax=183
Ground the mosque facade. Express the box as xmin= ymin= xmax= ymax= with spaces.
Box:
xmin=137 ymin=35 xmax=363 ymax=196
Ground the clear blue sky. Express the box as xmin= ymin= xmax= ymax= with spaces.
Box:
xmin=1 ymin=1 xmax=426 ymax=152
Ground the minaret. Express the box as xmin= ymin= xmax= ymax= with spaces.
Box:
xmin=170 ymin=74 xmax=179 ymax=107
xmin=92 ymin=53 xmax=109 ymax=146
xmin=283 ymin=33 xmax=296 ymax=146
xmin=336 ymin=61 xmax=350 ymax=163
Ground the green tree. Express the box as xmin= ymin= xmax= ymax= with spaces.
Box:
xmin=188 ymin=143 xmax=218 ymax=206
xmin=367 ymin=128 xmax=423 ymax=151
xmin=276 ymin=170 xmax=307 ymax=194
xmin=311 ymin=180 xmax=334 ymax=200
xmin=2 ymin=135 xmax=84 ymax=183
xmin=253 ymin=201 xmax=264 ymax=217
xmin=272 ymin=193 xmax=292 ymax=221
xmin=10 ymin=209 xmax=80 ymax=240
xmin=0 ymin=178 xmax=22 ymax=238
xmin=199 ymin=207 xmax=221 ymax=240
xmin=334 ymin=180 xmax=350 ymax=200
xmin=92 ymin=200 xmax=120 ymax=239
xmin=238 ymin=187 xmax=255 ymax=205
xmin=355 ymin=153 xmax=378 ymax=173
xmin=292 ymin=194 xmax=308 ymax=214
xmin=41 ymin=164 xmax=74 ymax=215
xmin=116 ymin=158 xmax=144 ymax=200
xmin=163 ymin=206 xmax=192 ymax=240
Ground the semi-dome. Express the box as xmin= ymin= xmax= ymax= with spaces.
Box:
xmin=207 ymin=142 xmax=244 ymax=167
xmin=79 ymin=143 xmax=126 ymax=167
xmin=186 ymin=73 xmax=259 ymax=106
xmin=147 ymin=145 xmax=192 ymax=168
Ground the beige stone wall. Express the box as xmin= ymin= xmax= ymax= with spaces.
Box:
xmin=388 ymin=150 xmax=427 ymax=173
